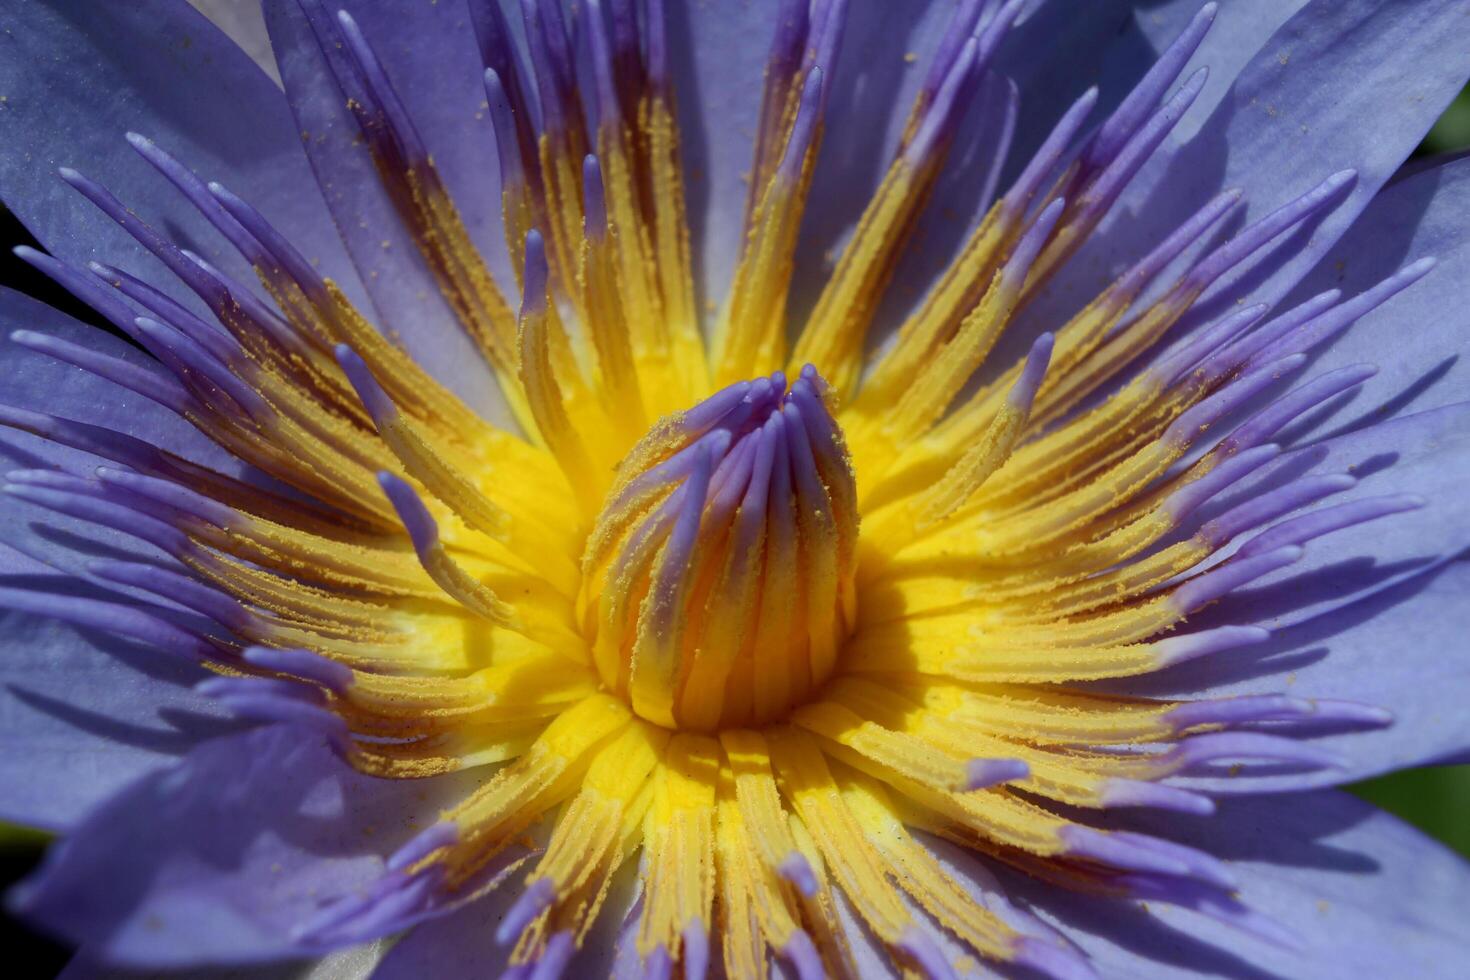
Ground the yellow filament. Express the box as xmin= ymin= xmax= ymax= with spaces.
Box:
xmin=789 ymin=158 xmax=927 ymax=398
xmin=443 ymin=694 xmax=631 ymax=884
xmin=766 ymin=728 xmax=915 ymax=945
xmin=517 ymin=288 xmax=600 ymax=513
xmin=638 ymin=734 xmax=718 ymax=958
xmin=642 ymin=93 xmax=710 ymax=406
xmin=841 ymin=773 xmax=1018 ymax=959
xmin=714 ymin=769 xmax=775 ymax=980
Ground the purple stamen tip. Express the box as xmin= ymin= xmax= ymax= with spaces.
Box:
xmin=1164 ymin=731 xmax=1349 ymax=775
xmin=482 ymin=68 xmax=526 ymax=189
xmin=521 ymin=230 xmax=549 ymax=316
xmin=778 ymin=851 xmax=819 ymax=896
xmin=1170 ymin=546 xmax=1302 ymax=613
xmin=781 ymin=929 xmax=824 ymax=980
xmin=243 ymin=645 xmax=356 ymax=693
xmin=1009 ymin=332 xmax=1054 ymax=410
xmin=1002 ymin=197 xmax=1064 ymax=290
xmin=776 ymin=67 xmax=823 ymax=184
xmin=212 ymin=690 xmax=350 ymax=747
xmin=532 ymin=930 xmax=576 ymax=980
xmin=336 ymin=344 xmax=398 ymax=425
xmin=0 ymin=584 xmax=213 ymax=662
xmin=387 ymin=821 xmax=459 ymax=872
xmin=93 ymin=466 xmax=233 ymax=528
xmin=1099 ymin=778 xmax=1216 ymax=816
xmin=965 ymin=757 xmax=1029 ymax=790
xmin=919 ymin=0 xmax=985 ymax=102
xmin=1308 ymin=699 xmax=1394 ymax=727
xmin=1200 ymin=473 xmax=1357 ymax=548
xmin=1011 ymin=935 xmax=1099 ymax=980
xmin=196 ymin=675 xmax=325 ymax=705
xmin=1114 ymin=830 xmax=1238 ymax=889
xmin=584 ymin=0 xmax=621 ymax=125
xmin=496 ymin=876 xmax=556 ymax=945
xmin=1121 ymin=873 xmax=1306 ymax=951
xmin=643 ymin=944 xmax=673 ymax=980
xmin=1238 ymin=493 xmax=1426 ymax=559
xmin=904 ymin=36 xmax=978 ymax=167
xmin=1153 ymin=625 xmax=1273 ymax=667
xmin=582 ymin=155 xmax=609 ymax=238
xmin=378 ymin=471 xmax=440 ymax=554
xmin=3 ymin=479 xmax=192 ymax=556
xmin=681 ymin=920 xmax=709 ymax=980
xmin=1058 ymin=825 xmax=1191 ymax=878
xmin=898 ymin=926 xmax=957 ymax=980
xmin=1166 ymin=694 xmax=1317 ymax=731
xmin=11 ymin=330 xmax=193 ymax=416
xmin=1164 ymin=445 xmax=1282 ymax=524
xmin=86 ymin=558 xmax=252 ymax=632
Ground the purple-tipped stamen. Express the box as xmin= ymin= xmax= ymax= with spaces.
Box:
xmin=1086 ymin=2 xmax=1217 ymax=168
xmin=86 ymin=559 xmax=253 ymax=632
xmin=196 ymin=675 xmax=326 ymax=705
xmin=10 ymin=330 xmax=191 ymax=415
xmin=898 ymin=925 xmax=957 ymax=980
xmin=681 ymin=919 xmax=710 ymax=980
xmin=1237 ymin=494 xmax=1425 ymax=559
xmin=1158 ymin=731 xmax=1348 ymax=775
xmin=1164 ymin=444 xmax=1283 ymax=523
xmin=1215 ymin=363 xmax=1378 ymax=455
xmin=1098 ymin=778 xmax=1216 ymax=816
xmin=1152 ymin=624 xmax=1273 ymax=668
xmin=496 ymin=875 xmax=556 ymax=945
xmin=775 ymin=68 xmax=824 ymax=185
xmin=965 ymin=757 xmax=1030 ymax=790
xmin=781 ymin=928 xmax=824 ymax=980
xmin=1200 ymin=472 xmax=1356 ymax=547
xmin=778 ymin=851 xmax=819 ymax=897
xmin=583 ymin=154 xmax=609 ymax=240
xmin=0 ymin=586 xmax=215 ymax=662
xmin=1169 ymin=545 xmax=1303 ymax=613
xmin=243 ymin=645 xmax=356 ymax=694
xmin=1161 ymin=353 xmax=1308 ymax=450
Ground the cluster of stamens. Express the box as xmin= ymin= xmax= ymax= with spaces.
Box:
xmin=580 ymin=367 xmax=858 ymax=731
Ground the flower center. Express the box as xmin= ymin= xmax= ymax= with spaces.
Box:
xmin=578 ymin=366 xmax=858 ymax=731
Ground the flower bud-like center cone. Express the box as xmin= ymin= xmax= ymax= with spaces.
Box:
xmin=579 ymin=366 xmax=859 ymax=731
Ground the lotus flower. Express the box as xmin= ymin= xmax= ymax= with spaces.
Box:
xmin=1 ymin=0 xmax=1468 ymax=976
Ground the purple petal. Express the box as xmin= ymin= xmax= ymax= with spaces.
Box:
xmin=1120 ymin=556 xmax=1470 ymax=792
xmin=1187 ymin=402 xmax=1470 ymax=630
xmin=0 ymin=0 xmax=364 ymax=324
xmin=0 ymin=292 xmax=237 ymax=577
xmin=1096 ymin=402 xmax=1470 ymax=788
xmin=1275 ymin=156 xmax=1470 ymax=436
xmin=993 ymin=791 xmax=1470 ymax=978
xmin=0 ymin=563 xmax=226 ymax=832
xmin=260 ymin=0 xmax=511 ymax=423
xmin=13 ymin=724 xmax=480 ymax=968
xmin=1015 ymin=0 xmax=1470 ymax=365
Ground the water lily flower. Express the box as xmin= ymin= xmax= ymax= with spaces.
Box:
xmin=2 ymin=0 xmax=1469 ymax=976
